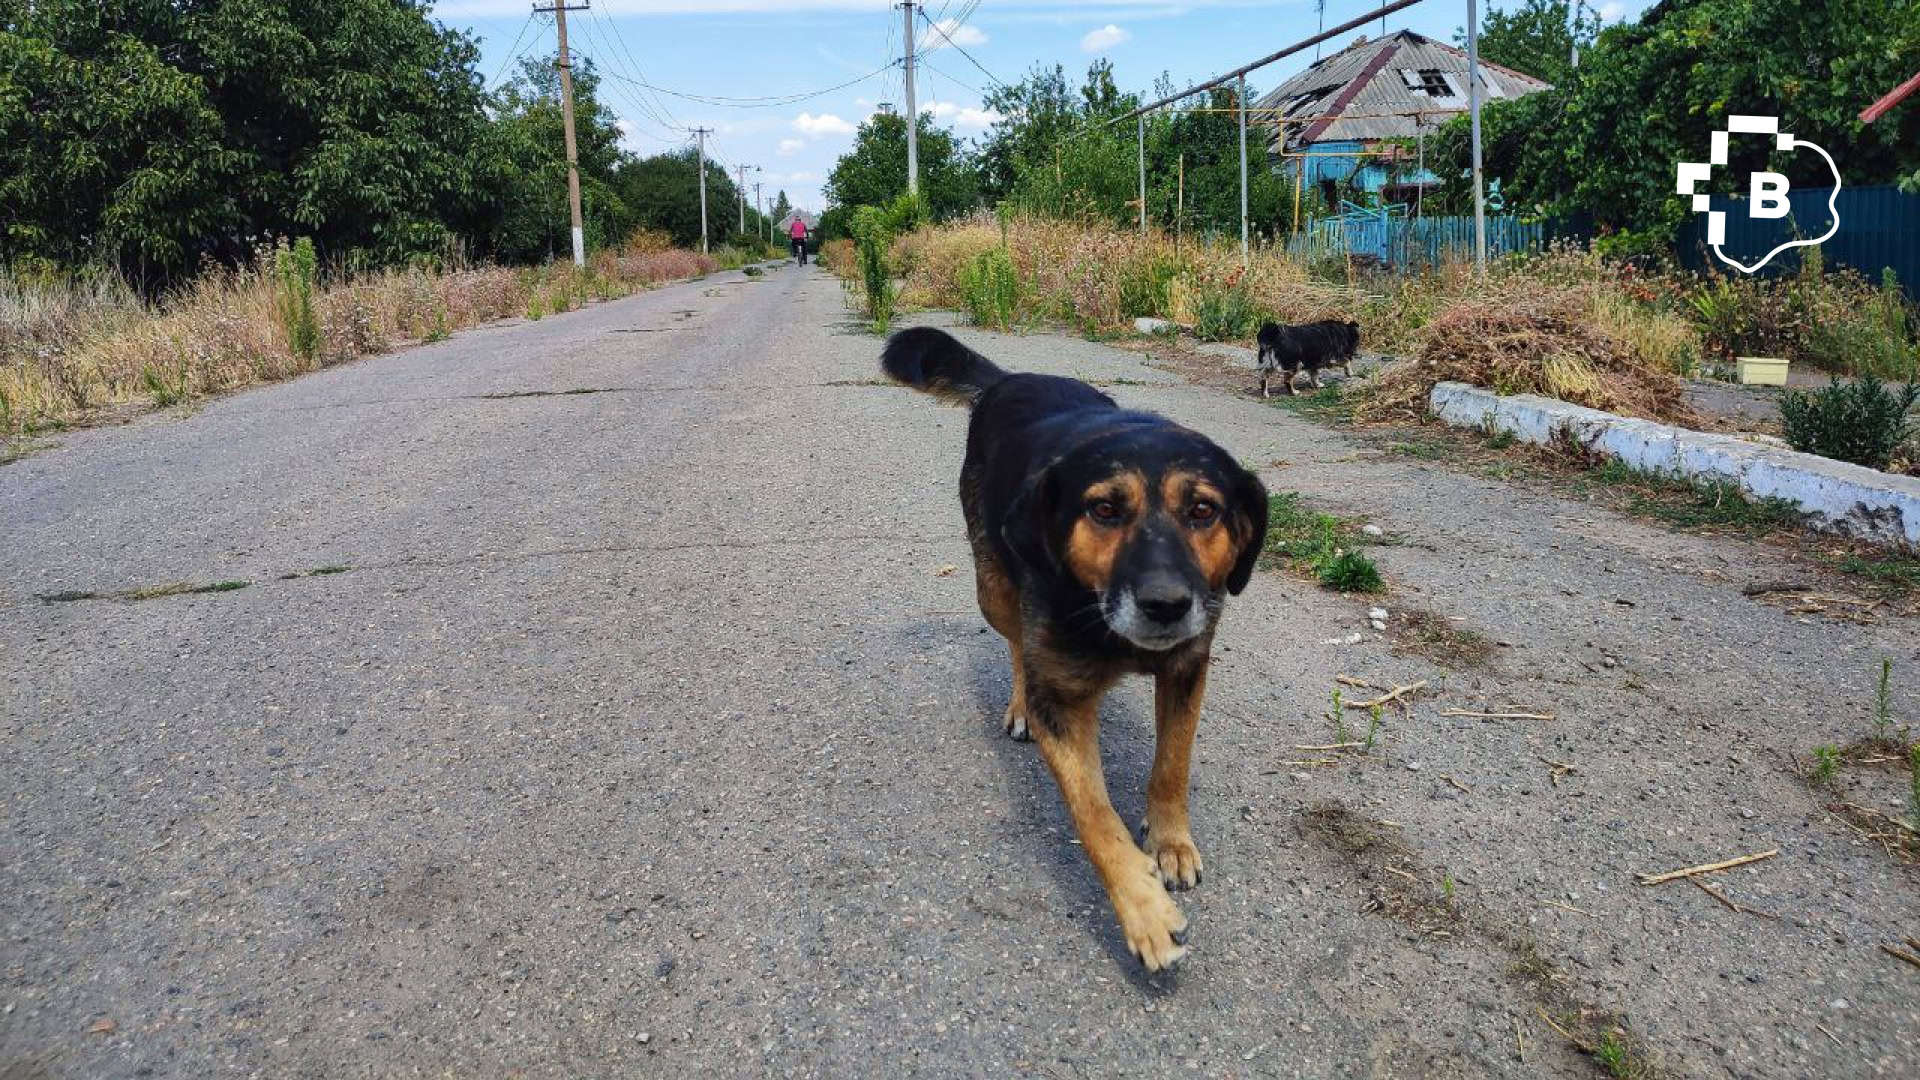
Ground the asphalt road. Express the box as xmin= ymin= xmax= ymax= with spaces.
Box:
xmin=4 ymin=263 xmax=1918 ymax=1079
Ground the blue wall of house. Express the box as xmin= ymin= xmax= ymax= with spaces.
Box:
xmin=1293 ymin=140 xmax=1438 ymax=194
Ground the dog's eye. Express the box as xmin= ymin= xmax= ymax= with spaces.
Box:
xmin=1188 ymin=501 xmax=1219 ymax=525
xmin=1088 ymin=499 xmax=1123 ymax=524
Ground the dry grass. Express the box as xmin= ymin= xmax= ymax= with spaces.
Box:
xmin=1359 ymin=285 xmax=1698 ymax=425
xmin=0 ymin=246 xmax=717 ymax=437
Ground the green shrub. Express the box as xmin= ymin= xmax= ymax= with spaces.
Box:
xmin=1780 ymin=374 xmax=1920 ymax=471
xmin=850 ymin=205 xmax=897 ymax=331
xmin=1192 ymin=282 xmax=1259 ymax=342
xmin=957 ymin=246 xmax=1023 ymax=329
xmin=272 ymin=237 xmax=320 ymax=364
xmin=1117 ymin=255 xmax=1182 ymax=319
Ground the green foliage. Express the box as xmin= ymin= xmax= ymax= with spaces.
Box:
xmin=1427 ymin=0 xmax=1920 ymax=236
xmin=957 ymin=246 xmax=1023 ymax=329
xmin=1810 ymin=744 xmax=1841 ymax=786
xmin=1455 ymin=0 xmax=1600 ymax=89
xmin=272 ymin=238 xmax=320 ymax=364
xmin=1779 ymin=374 xmax=1920 ymax=470
xmin=824 ymin=112 xmax=978 ymax=225
xmin=1262 ymin=492 xmax=1385 ymax=592
xmin=849 ymin=205 xmax=898 ymax=330
xmin=1191 ymin=281 xmax=1260 ymax=342
xmin=1117 ymin=256 xmax=1182 ymax=319
xmin=1318 ymin=549 xmax=1384 ymax=593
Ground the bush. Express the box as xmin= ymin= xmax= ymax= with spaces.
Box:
xmin=1117 ymin=255 xmax=1181 ymax=319
xmin=957 ymin=246 xmax=1023 ymax=329
xmin=1780 ymin=374 xmax=1920 ymax=471
xmin=272 ymin=237 xmax=320 ymax=366
xmin=849 ymin=205 xmax=898 ymax=330
xmin=1192 ymin=281 xmax=1260 ymax=342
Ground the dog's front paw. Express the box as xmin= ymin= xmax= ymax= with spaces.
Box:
xmin=1140 ymin=823 xmax=1204 ymax=890
xmin=1003 ymin=699 xmax=1030 ymax=741
xmin=1112 ymin=853 xmax=1189 ymax=972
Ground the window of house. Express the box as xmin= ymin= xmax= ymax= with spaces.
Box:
xmin=1415 ymin=69 xmax=1455 ymax=97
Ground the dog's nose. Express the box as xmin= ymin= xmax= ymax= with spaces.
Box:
xmin=1135 ymin=579 xmax=1193 ymax=624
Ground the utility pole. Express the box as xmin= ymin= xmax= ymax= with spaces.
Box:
xmin=735 ymin=163 xmax=752 ymax=232
xmin=900 ymin=1 xmax=918 ymax=195
xmin=1136 ymin=115 xmax=1146 ymax=235
xmin=691 ymin=127 xmax=712 ymax=254
xmin=1467 ymin=0 xmax=1487 ymax=274
xmin=1237 ymin=75 xmax=1250 ymax=265
xmin=535 ymin=1 xmax=591 ymax=267
xmin=753 ymin=182 xmax=764 ymax=241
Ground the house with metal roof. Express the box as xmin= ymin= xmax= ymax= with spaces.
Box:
xmin=1255 ymin=30 xmax=1551 ymax=205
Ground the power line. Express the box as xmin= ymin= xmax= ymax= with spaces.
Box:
xmin=917 ymin=6 xmax=1003 ymax=89
xmin=592 ymin=60 xmax=898 ymax=109
xmin=487 ymin=12 xmax=541 ymax=88
xmin=582 ymin=5 xmax=684 ymax=131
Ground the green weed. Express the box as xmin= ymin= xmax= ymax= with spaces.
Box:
xmin=1595 ymin=1031 xmax=1630 ymax=1077
xmin=1585 ymin=460 xmax=1801 ymax=532
xmin=272 ymin=237 xmax=320 ymax=365
xmin=1811 ymin=744 xmax=1841 ymax=787
xmin=957 ymin=245 xmax=1023 ymax=330
xmin=1262 ymin=492 xmax=1384 ymax=592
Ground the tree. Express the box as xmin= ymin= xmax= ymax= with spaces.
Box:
xmin=1454 ymin=0 xmax=1598 ymax=88
xmin=771 ymin=190 xmax=793 ymax=223
xmin=822 ymin=110 xmax=978 ymax=220
xmin=1427 ymin=0 xmax=1920 ymax=240
xmin=483 ymin=54 xmax=636 ymax=262
xmin=611 ymin=147 xmax=749 ymax=249
xmin=0 ymin=0 xmax=498 ymax=283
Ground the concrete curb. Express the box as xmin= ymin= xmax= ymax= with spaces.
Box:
xmin=1428 ymin=381 xmax=1920 ymax=549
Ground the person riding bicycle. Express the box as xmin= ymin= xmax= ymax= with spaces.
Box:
xmin=789 ymin=216 xmax=810 ymax=265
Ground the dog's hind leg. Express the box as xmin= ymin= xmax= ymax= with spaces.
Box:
xmin=1141 ymin=660 xmax=1206 ymax=890
xmin=1258 ymin=368 xmax=1269 ymax=400
xmin=1028 ymin=682 xmax=1189 ymax=972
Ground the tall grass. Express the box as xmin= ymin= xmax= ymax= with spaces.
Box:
xmin=0 ymin=243 xmax=718 ymax=437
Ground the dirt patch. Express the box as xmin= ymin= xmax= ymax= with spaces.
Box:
xmin=1390 ymin=609 xmax=1497 ymax=669
xmin=1297 ymin=802 xmax=1669 ymax=1079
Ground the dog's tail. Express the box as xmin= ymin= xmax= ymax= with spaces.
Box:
xmin=880 ymin=327 xmax=1008 ymax=406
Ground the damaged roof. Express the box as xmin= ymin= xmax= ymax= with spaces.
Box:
xmin=1253 ymin=30 xmax=1551 ymax=151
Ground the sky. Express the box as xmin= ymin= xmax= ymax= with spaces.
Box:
xmin=434 ymin=1 xmax=1657 ymax=213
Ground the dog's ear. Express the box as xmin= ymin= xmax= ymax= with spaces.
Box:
xmin=1000 ymin=465 xmax=1060 ymax=575
xmin=1226 ymin=464 xmax=1269 ymax=595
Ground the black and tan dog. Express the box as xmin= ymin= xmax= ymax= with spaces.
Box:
xmin=1255 ymin=319 xmax=1360 ymax=398
xmin=882 ymin=326 xmax=1267 ymax=972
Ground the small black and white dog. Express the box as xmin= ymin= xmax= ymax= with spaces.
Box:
xmin=1255 ymin=319 xmax=1361 ymax=398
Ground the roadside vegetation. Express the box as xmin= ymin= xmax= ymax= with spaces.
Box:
xmin=0 ymin=231 xmax=727 ymax=437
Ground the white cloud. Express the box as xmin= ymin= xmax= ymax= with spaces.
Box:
xmin=792 ymin=111 xmax=856 ymax=138
xmin=776 ymin=137 xmax=806 ymax=156
xmin=926 ymin=101 xmax=1005 ymax=132
xmin=923 ymin=18 xmax=988 ymax=50
xmin=1596 ymin=1 xmax=1626 ymax=19
xmin=783 ymin=171 xmax=821 ymax=183
xmin=1080 ymin=24 xmax=1130 ymax=52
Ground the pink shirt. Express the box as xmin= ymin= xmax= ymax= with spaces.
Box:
xmin=789 ymin=219 xmax=808 ymax=239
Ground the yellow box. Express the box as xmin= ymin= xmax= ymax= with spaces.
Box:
xmin=1736 ymin=356 xmax=1789 ymax=386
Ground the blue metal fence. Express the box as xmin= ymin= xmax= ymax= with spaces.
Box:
xmin=1287 ymin=208 xmax=1580 ymax=268
xmin=1674 ymin=184 xmax=1919 ymax=296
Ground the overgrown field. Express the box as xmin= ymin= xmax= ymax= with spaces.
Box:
xmin=835 ymin=213 xmax=1918 ymax=428
xmin=0 ymin=231 xmax=761 ymax=437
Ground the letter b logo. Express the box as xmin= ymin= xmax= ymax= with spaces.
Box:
xmin=1749 ymin=172 xmax=1791 ymax=219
